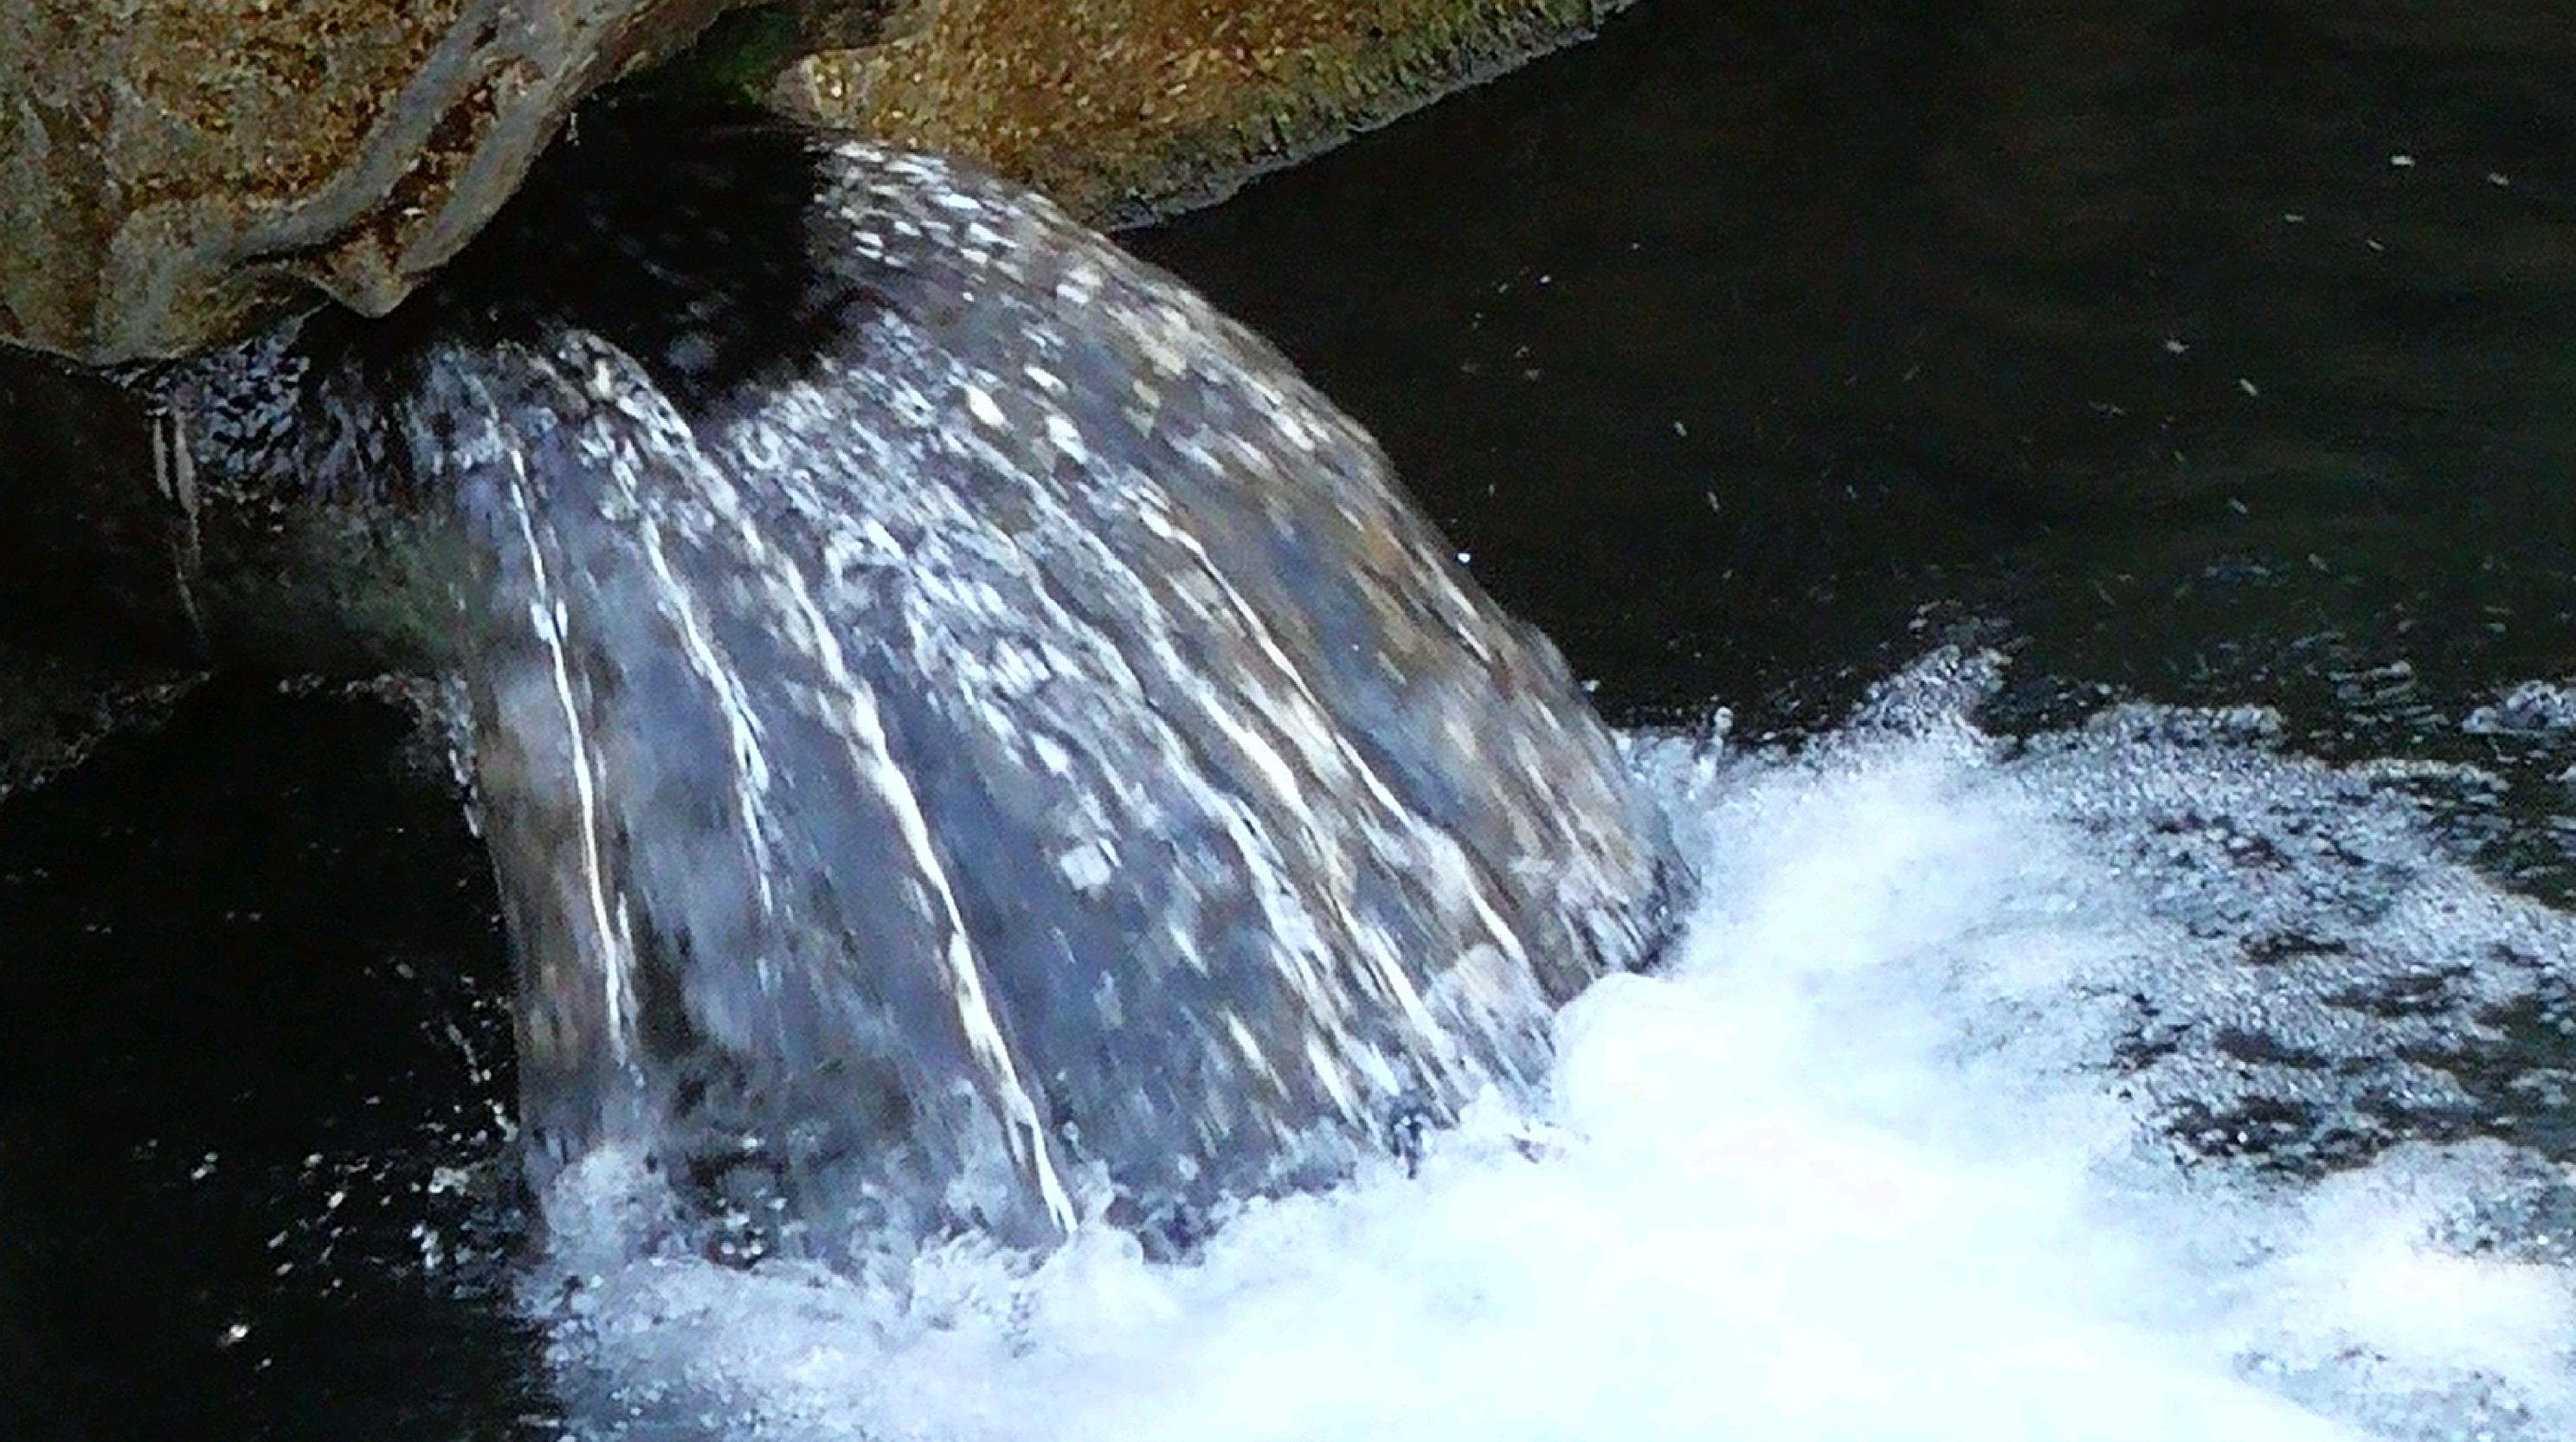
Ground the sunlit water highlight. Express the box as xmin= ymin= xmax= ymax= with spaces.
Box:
xmin=525 ymin=652 xmax=2576 ymax=1442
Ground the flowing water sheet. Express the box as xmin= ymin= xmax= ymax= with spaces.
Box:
xmin=148 ymin=112 xmax=1664 ymax=1260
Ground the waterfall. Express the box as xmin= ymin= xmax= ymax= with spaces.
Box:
xmin=148 ymin=106 xmax=1666 ymax=1260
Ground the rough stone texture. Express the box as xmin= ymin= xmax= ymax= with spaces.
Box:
xmin=0 ymin=0 xmax=1627 ymax=367
xmin=0 ymin=0 xmax=733 ymax=365
xmin=770 ymin=0 xmax=1634 ymax=224
xmin=0 ymin=0 xmax=1635 ymax=788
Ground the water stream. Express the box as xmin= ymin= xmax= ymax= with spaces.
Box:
xmin=420 ymin=121 xmax=1658 ymax=1260
xmin=4 ymin=1 xmax=2574 ymax=1437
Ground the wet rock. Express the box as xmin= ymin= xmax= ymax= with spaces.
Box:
xmin=0 ymin=0 xmax=1630 ymax=367
xmin=0 ymin=0 xmax=735 ymax=365
xmin=0 ymin=347 xmax=460 ymax=678
xmin=0 ymin=0 xmax=1639 ymax=802
xmin=762 ymin=0 xmax=1637 ymax=224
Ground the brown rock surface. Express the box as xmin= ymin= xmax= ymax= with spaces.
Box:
xmin=0 ymin=0 xmax=1626 ymax=367
xmin=0 ymin=0 xmax=732 ymax=365
xmin=0 ymin=0 xmax=1633 ymax=782
xmin=769 ymin=0 xmax=1630 ymax=223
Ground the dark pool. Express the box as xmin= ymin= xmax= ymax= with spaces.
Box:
xmin=5 ymin=0 xmax=2573 ymax=1434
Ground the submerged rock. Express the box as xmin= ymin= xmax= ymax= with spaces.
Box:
xmin=141 ymin=106 xmax=1665 ymax=1255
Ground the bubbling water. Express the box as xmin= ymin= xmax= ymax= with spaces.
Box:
xmin=529 ymin=653 xmax=2576 ymax=1442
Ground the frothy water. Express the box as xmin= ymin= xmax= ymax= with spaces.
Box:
xmin=525 ymin=653 xmax=2576 ymax=1442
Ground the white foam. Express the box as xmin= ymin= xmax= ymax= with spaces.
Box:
xmin=2464 ymin=679 xmax=2576 ymax=738
xmin=531 ymin=657 xmax=2576 ymax=1442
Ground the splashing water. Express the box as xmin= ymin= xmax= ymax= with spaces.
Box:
xmin=525 ymin=652 xmax=2576 ymax=1442
xmin=429 ymin=137 xmax=1663 ymax=1255
xmin=148 ymin=108 xmax=1661 ymax=1259
xmin=132 ymin=103 xmax=2573 ymax=1441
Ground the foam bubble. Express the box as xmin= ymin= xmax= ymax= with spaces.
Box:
xmin=531 ymin=655 xmax=2576 ymax=1441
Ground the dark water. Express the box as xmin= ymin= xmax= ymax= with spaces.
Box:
xmin=5 ymin=0 xmax=2575 ymax=1433
xmin=0 ymin=684 xmax=539 ymax=1437
xmin=1136 ymin=0 xmax=2576 ymax=747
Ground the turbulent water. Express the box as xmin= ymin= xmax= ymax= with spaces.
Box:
xmin=29 ymin=7 xmax=2573 ymax=1436
xmin=145 ymin=108 xmax=1658 ymax=1263
xmin=434 ymin=138 xmax=1660 ymax=1256
xmin=517 ymin=652 xmax=2576 ymax=1442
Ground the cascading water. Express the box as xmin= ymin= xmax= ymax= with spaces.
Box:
xmin=11 ymin=4 xmax=2573 ymax=1438
xmin=145 ymin=105 xmax=1665 ymax=1262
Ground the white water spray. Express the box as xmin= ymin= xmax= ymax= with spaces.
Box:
xmin=527 ymin=653 xmax=2576 ymax=1442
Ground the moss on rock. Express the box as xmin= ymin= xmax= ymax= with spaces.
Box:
xmin=763 ymin=0 xmax=1633 ymax=223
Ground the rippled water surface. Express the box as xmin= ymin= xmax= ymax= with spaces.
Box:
xmin=6 ymin=0 xmax=2576 ymax=1436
